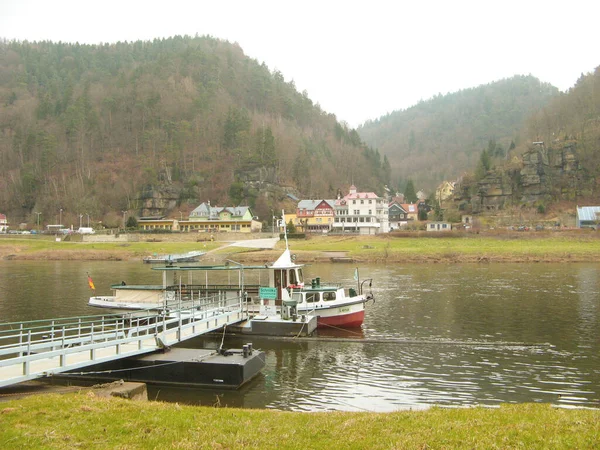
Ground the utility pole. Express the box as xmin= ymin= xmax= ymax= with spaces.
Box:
xmin=86 ymin=213 xmax=90 ymax=227
xmin=121 ymin=210 xmax=128 ymax=229
xmin=79 ymin=214 xmax=83 ymax=229
xmin=35 ymin=212 xmax=41 ymax=231
xmin=59 ymin=208 xmax=63 ymax=226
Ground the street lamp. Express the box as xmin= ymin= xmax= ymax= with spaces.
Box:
xmin=86 ymin=213 xmax=90 ymax=227
xmin=79 ymin=214 xmax=83 ymax=229
xmin=121 ymin=210 xmax=128 ymax=229
xmin=35 ymin=212 xmax=41 ymax=231
xmin=59 ymin=208 xmax=63 ymax=226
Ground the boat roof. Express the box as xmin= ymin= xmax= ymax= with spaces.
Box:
xmin=151 ymin=264 xmax=267 ymax=271
xmin=267 ymin=248 xmax=304 ymax=269
xmin=152 ymin=249 xmax=304 ymax=271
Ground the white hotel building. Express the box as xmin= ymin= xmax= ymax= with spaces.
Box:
xmin=332 ymin=185 xmax=389 ymax=234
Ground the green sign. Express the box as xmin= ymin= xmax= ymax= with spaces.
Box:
xmin=259 ymin=287 xmax=277 ymax=300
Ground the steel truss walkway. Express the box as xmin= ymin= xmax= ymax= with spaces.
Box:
xmin=0 ymin=295 xmax=247 ymax=388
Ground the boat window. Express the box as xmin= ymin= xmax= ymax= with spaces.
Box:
xmin=305 ymin=292 xmax=320 ymax=303
xmin=292 ymin=292 xmax=303 ymax=304
xmin=323 ymin=292 xmax=336 ymax=302
xmin=289 ymin=270 xmax=298 ymax=286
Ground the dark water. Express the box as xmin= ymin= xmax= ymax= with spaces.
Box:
xmin=0 ymin=260 xmax=598 ymax=411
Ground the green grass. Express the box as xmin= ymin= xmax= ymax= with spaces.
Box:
xmin=287 ymin=233 xmax=600 ymax=262
xmin=0 ymin=394 xmax=598 ymax=449
xmin=0 ymin=237 xmax=223 ymax=260
xmin=3 ymin=232 xmax=600 ymax=262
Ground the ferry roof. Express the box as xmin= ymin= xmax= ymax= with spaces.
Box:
xmin=151 ymin=264 xmax=269 ymax=271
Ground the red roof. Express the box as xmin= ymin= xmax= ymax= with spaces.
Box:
xmin=0 ymin=213 xmax=6 ymax=220
xmin=401 ymin=204 xmax=418 ymax=213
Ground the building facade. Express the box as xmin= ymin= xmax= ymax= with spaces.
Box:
xmin=0 ymin=213 xmax=7 ymax=233
xmin=294 ymin=200 xmax=336 ymax=233
xmin=332 ymin=185 xmax=389 ymax=234
xmin=388 ymin=199 xmax=408 ymax=230
xmin=426 ymin=221 xmax=452 ymax=232
xmin=576 ymin=206 xmax=600 ymax=229
xmin=181 ymin=202 xmax=261 ymax=233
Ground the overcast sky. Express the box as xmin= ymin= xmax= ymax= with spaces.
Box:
xmin=1 ymin=0 xmax=598 ymax=127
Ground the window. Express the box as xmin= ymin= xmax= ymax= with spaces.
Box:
xmin=306 ymin=293 xmax=320 ymax=303
xmin=369 ymin=200 xmax=372 ymax=204
xmin=369 ymin=210 xmax=372 ymax=215
xmin=360 ymin=200 xmax=364 ymax=204
xmin=292 ymin=292 xmax=303 ymax=304
xmin=323 ymin=292 xmax=336 ymax=301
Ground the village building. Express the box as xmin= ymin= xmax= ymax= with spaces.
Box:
xmin=0 ymin=213 xmax=7 ymax=233
xmin=137 ymin=217 xmax=177 ymax=231
xmin=292 ymin=199 xmax=336 ymax=233
xmin=401 ymin=203 xmax=419 ymax=222
xmin=576 ymin=206 xmax=600 ymax=229
xmin=426 ymin=221 xmax=452 ymax=232
xmin=436 ymin=181 xmax=456 ymax=207
xmin=181 ymin=202 xmax=261 ymax=233
xmin=416 ymin=190 xmax=428 ymax=202
xmin=388 ymin=199 xmax=408 ymax=230
xmin=332 ymin=185 xmax=389 ymax=234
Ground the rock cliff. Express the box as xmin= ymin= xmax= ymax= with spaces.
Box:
xmin=455 ymin=142 xmax=584 ymax=213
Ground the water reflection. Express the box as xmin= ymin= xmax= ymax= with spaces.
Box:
xmin=0 ymin=260 xmax=598 ymax=410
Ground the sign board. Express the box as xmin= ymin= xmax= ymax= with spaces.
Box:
xmin=259 ymin=287 xmax=277 ymax=300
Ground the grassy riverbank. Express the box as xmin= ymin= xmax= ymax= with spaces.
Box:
xmin=2 ymin=230 xmax=600 ymax=263
xmin=1 ymin=393 xmax=598 ymax=449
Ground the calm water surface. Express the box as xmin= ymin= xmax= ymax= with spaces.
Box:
xmin=0 ymin=260 xmax=598 ymax=411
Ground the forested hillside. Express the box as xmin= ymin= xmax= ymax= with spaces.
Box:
xmin=358 ymin=76 xmax=559 ymax=192
xmin=524 ymin=67 xmax=600 ymax=184
xmin=446 ymin=66 xmax=600 ymax=217
xmin=0 ymin=36 xmax=389 ymax=226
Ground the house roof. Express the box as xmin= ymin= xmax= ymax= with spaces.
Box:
xmin=401 ymin=203 xmax=418 ymax=213
xmin=388 ymin=203 xmax=408 ymax=213
xmin=297 ymin=200 xmax=335 ymax=210
xmin=577 ymin=206 xmax=600 ymax=222
xmin=0 ymin=213 xmax=6 ymax=220
xmin=190 ymin=202 xmax=251 ymax=218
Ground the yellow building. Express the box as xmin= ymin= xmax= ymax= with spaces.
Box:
xmin=180 ymin=202 xmax=261 ymax=233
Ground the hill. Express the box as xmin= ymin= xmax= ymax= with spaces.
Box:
xmin=357 ymin=75 xmax=559 ymax=193
xmin=450 ymin=66 xmax=600 ymax=216
xmin=0 ymin=36 xmax=388 ymax=227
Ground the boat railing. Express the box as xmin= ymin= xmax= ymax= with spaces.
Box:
xmin=164 ymin=284 xmax=260 ymax=300
xmin=162 ymin=289 xmax=245 ymax=314
xmin=303 ymin=281 xmax=343 ymax=290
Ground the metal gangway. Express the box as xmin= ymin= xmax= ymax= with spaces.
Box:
xmin=0 ymin=294 xmax=247 ymax=388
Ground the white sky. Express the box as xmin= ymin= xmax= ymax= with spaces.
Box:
xmin=1 ymin=0 xmax=599 ymax=127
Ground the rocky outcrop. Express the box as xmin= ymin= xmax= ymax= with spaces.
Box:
xmin=455 ymin=142 xmax=584 ymax=213
xmin=138 ymin=185 xmax=179 ymax=217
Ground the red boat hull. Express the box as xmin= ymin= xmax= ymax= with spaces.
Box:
xmin=316 ymin=309 xmax=365 ymax=328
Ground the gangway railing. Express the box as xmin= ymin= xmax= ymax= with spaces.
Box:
xmin=0 ymin=294 xmax=247 ymax=388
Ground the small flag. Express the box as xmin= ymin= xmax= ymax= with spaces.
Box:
xmin=354 ymin=268 xmax=359 ymax=281
xmin=87 ymin=274 xmax=95 ymax=291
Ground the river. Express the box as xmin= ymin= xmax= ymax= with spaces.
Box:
xmin=0 ymin=260 xmax=598 ymax=411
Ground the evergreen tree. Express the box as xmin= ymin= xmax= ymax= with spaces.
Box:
xmin=405 ymin=179 xmax=417 ymax=203
xmin=287 ymin=219 xmax=296 ymax=234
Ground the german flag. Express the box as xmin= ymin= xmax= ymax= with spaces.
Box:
xmin=87 ymin=274 xmax=95 ymax=291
